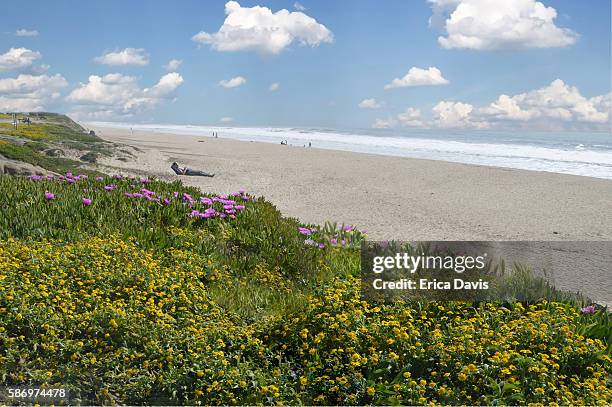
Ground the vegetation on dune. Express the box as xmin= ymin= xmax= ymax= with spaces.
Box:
xmin=0 ymin=173 xmax=610 ymax=405
xmin=0 ymin=113 xmax=114 ymax=174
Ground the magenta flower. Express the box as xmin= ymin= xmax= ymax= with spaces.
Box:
xmin=163 ymin=198 xmax=171 ymax=205
xmin=235 ymin=205 xmax=245 ymax=210
xmin=104 ymin=185 xmax=117 ymax=191
xmin=82 ymin=197 xmax=92 ymax=206
xmin=95 ymin=176 xmax=104 ymax=181
xmin=581 ymin=305 xmax=596 ymax=314
xmin=44 ymin=192 xmax=55 ymax=200
xmin=318 ymin=243 xmax=325 ymax=249
xmin=299 ymin=227 xmax=312 ymax=236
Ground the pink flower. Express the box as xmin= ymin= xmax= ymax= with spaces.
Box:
xmin=44 ymin=192 xmax=55 ymax=200
xmin=82 ymin=197 xmax=92 ymax=206
xmin=95 ymin=176 xmax=104 ymax=181
xmin=299 ymin=227 xmax=312 ymax=236
xmin=581 ymin=305 xmax=596 ymax=314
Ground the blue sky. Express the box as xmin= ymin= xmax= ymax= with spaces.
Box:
xmin=0 ymin=0 xmax=610 ymax=131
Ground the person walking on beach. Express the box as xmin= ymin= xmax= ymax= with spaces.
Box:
xmin=171 ymin=162 xmax=215 ymax=177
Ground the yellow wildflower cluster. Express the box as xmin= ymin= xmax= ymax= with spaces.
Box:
xmin=0 ymin=237 xmax=610 ymax=405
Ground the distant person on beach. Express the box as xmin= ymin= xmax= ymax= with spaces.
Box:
xmin=309 ymin=142 xmax=311 ymax=148
xmin=171 ymin=162 xmax=214 ymax=177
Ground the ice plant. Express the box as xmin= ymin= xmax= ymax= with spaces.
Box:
xmin=44 ymin=192 xmax=55 ymax=200
xmin=82 ymin=197 xmax=92 ymax=206
xmin=581 ymin=305 xmax=596 ymax=314
xmin=299 ymin=227 xmax=312 ymax=236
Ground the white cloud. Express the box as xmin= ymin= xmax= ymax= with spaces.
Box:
xmin=94 ymin=48 xmax=149 ymax=66
xmin=15 ymin=29 xmax=39 ymax=37
xmin=219 ymin=76 xmax=246 ymax=89
xmin=358 ymin=98 xmax=383 ymax=109
xmin=269 ymin=82 xmax=280 ymax=91
xmin=293 ymin=2 xmax=306 ymax=11
xmin=384 ymin=67 xmax=449 ymax=89
xmin=479 ymin=79 xmax=610 ymax=125
xmin=428 ymin=0 xmax=578 ymax=50
xmin=0 ymin=74 xmax=68 ymax=112
xmin=374 ymin=80 xmax=610 ymax=131
xmin=373 ymin=108 xmax=423 ymax=128
xmin=220 ymin=117 xmax=234 ymax=122
xmin=192 ymin=1 xmax=333 ymax=54
xmin=0 ymin=48 xmax=41 ymax=72
xmin=66 ymin=72 xmax=183 ymax=119
xmin=432 ymin=101 xmax=488 ymax=128
xmin=164 ymin=59 xmax=183 ymax=71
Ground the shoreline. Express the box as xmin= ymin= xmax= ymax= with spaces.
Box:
xmin=91 ymin=125 xmax=612 ymax=242
xmin=85 ymin=121 xmax=612 ymax=181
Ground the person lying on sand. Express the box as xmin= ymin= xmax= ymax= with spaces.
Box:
xmin=170 ymin=162 xmax=214 ymax=177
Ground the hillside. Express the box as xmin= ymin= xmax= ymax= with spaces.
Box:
xmin=0 ymin=113 xmax=124 ymax=175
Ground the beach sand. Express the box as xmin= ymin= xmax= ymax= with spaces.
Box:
xmin=91 ymin=126 xmax=612 ymax=306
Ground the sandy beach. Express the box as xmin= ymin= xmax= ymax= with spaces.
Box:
xmin=93 ymin=126 xmax=612 ymax=242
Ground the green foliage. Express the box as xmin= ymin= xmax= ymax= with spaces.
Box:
xmin=0 ymin=173 xmax=609 ymax=405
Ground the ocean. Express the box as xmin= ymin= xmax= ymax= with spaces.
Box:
xmin=89 ymin=122 xmax=612 ymax=180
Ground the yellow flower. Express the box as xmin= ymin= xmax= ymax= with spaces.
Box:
xmin=367 ymin=387 xmax=376 ymax=396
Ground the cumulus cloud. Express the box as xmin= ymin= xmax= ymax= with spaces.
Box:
xmin=374 ymin=80 xmax=610 ymax=130
xmin=479 ymin=79 xmax=610 ymax=125
xmin=358 ymin=98 xmax=384 ymax=109
xmin=384 ymin=67 xmax=449 ymax=89
xmin=164 ymin=59 xmax=183 ymax=71
xmin=0 ymin=73 xmax=68 ymax=112
xmin=428 ymin=0 xmax=578 ymax=50
xmin=192 ymin=1 xmax=333 ymax=54
xmin=432 ymin=101 xmax=488 ymax=128
xmin=66 ymin=72 xmax=183 ymax=119
xmin=0 ymin=48 xmax=41 ymax=72
xmin=94 ymin=48 xmax=149 ymax=66
xmin=219 ymin=76 xmax=246 ymax=89
xmin=269 ymin=82 xmax=280 ymax=91
xmin=15 ymin=29 xmax=39 ymax=37
xmin=220 ymin=117 xmax=234 ymax=122
xmin=373 ymin=108 xmax=423 ymax=128
xmin=293 ymin=2 xmax=306 ymax=11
